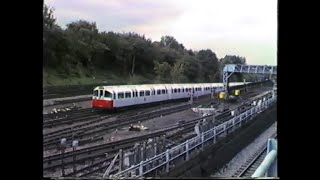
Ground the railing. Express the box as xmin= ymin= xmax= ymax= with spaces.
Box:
xmin=111 ymin=95 xmax=277 ymax=178
xmin=223 ymin=64 xmax=277 ymax=75
xmin=252 ymin=137 xmax=278 ymax=178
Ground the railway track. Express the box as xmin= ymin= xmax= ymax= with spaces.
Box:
xmin=70 ymin=105 xmax=258 ymax=178
xmin=44 ymin=97 xmax=92 ymax=107
xmin=44 ymin=108 xmax=95 ymax=120
xmin=43 ymin=104 xmax=191 ymax=150
xmin=44 ymin=103 xmax=253 ymax=177
xmin=43 ymin=86 xmax=273 ymax=177
xmin=43 ymin=108 xmax=233 ymax=171
xmin=43 ymin=112 xmax=103 ymax=128
xmin=232 ymin=134 xmax=277 ymax=178
xmin=44 ymin=100 xmax=191 ymax=130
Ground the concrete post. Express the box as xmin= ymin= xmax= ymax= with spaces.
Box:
xmin=119 ymin=149 xmax=123 ymax=172
xmin=165 ymin=149 xmax=170 ymax=173
xmin=201 ymin=133 xmax=205 ymax=150
xmin=213 ymin=128 xmax=216 ymax=143
xmin=139 ymin=161 xmax=143 ymax=177
xmin=142 ymin=141 xmax=147 ymax=161
xmin=186 ymin=140 xmax=189 ymax=160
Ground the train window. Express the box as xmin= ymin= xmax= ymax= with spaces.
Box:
xmin=182 ymin=89 xmax=184 ymax=92
xmin=157 ymin=90 xmax=161 ymax=95
xmin=93 ymin=90 xmax=98 ymax=96
xmin=132 ymin=92 xmax=135 ymax=97
xmin=178 ymin=89 xmax=180 ymax=93
xmin=125 ymin=92 xmax=131 ymax=98
xmin=118 ymin=92 xmax=124 ymax=99
xmin=186 ymin=88 xmax=188 ymax=92
xmin=174 ymin=89 xmax=177 ymax=93
xmin=104 ymin=91 xmax=112 ymax=98
xmin=146 ymin=90 xmax=150 ymax=96
xmin=152 ymin=90 xmax=155 ymax=95
xmin=162 ymin=89 xmax=166 ymax=94
xmin=99 ymin=90 xmax=103 ymax=97
xmin=140 ymin=91 xmax=144 ymax=97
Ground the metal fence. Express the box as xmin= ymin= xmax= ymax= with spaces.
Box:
xmin=111 ymin=94 xmax=277 ymax=178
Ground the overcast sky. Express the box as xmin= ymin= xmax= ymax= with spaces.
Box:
xmin=45 ymin=0 xmax=277 ymax=65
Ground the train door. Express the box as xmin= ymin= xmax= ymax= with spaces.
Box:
xmin=182 ymin=86 xmax=186 ymax=98
xmin=144 ymin=90 xmax=149 ymax=103
xmin=211 ymin=87 xmax=214 ymax=98
xmin=114 ymin=91 xmax=118 ymax=107
xmin=162 ymin=88 xmax=167 ymax=102
xmin=117 ymin=91 xmax=125 ymax=107
xmin=151 ymin=88 xmax=156 ymax=102
xmin=132 ymin=89 xmax=138 ymax=105
xmin=168 ymin=87 xmax=172 ymax=100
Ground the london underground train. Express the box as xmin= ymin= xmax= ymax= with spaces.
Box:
xmin=92 ymin=82 xmax=247 ymax=109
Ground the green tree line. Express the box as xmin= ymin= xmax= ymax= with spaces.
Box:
xmin=43 ymin=5 xmax=253 ymax=86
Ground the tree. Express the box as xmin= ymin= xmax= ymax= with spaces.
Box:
xmin=43 ymin=4 xmax=56 ymax=30
xmin=196 ymin=49 xmax=220 ymax=82
xmin=171 ymin=61 xmax=187 ymax=83
xmin=43 ymin=2 xmax=249 ymax=85
xmin=154 ymin=61 xmax=172 ymax=83
xmin=160 ymin=36 xmax=185 ymax=53
xmin=65 ymin=20 xmax=108 ymax=72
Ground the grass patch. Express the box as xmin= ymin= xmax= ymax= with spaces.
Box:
xmin=43 ymin=68 xmax=155 ymax=87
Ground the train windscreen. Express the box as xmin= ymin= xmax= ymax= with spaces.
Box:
xmin=93 ymin=90 xmax=98 ymax=97
xmin=104 ymin=91 xmax=112 ymax=98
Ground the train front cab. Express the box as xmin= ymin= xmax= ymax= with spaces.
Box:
xmin=92 ymin=88 xmax=114 ymax=109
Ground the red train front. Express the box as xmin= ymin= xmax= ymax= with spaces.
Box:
xmin=92 ymin=86 xmax=114 ymax=109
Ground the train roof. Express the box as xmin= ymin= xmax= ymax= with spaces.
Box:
xmin=93 ymin=82 xmax=250 ymax=92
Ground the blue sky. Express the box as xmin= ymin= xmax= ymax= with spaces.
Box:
xmin=45 ymin=0 xmax=277 ymax=65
